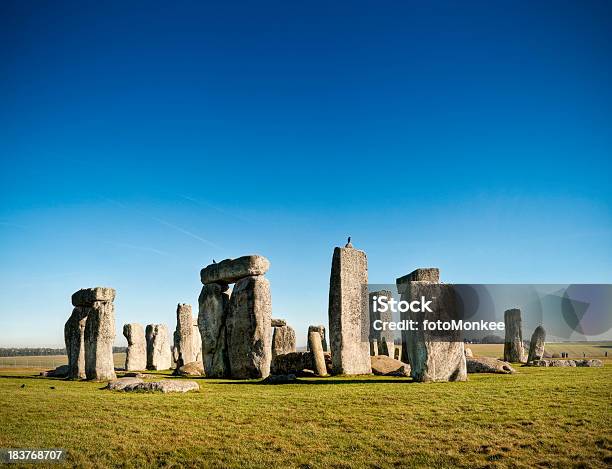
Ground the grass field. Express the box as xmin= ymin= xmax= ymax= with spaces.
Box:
xmin=0 ymin=364 xmax=610 ymax=468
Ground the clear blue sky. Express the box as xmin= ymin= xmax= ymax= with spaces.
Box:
xmin=1 ymin=1 xmax=610 ymax=347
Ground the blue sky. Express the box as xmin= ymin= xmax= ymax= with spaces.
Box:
xmin=1 ymin=1 xmax=611 ymax=347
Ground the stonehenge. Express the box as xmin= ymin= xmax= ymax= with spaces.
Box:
xmin=146 ymin=324 xmax=172 ymax=370
xmin=396 ymin=269 xmax=467 ymax=382
xmin=199 ymin=255 xmax=272 ymax=379
xmin=123 ymin=323 xmax=146 ymax=371
xmin=527 ymin=325 xmax=546 ymax=363
xmin=328 ymin=242 xmax=371 ymax=375
xmin=65 ymin=287 xmax=116 ymax=381
xmin=369 ymin=290 xmax=394 ymax=358
xmin=503 ymin=308 xmax=525 ymax=363
xmin=466 ymin=357 xmax=515 ymax=374
xmin=271 ymin=322 xmax=296 ymax=359
xmin=308 ymin=330 xmax=328 ymax=376
xmin=270 ymin=351 xmax=332 ymax=376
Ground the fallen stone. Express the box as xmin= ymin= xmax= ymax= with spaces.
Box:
xmin=200 ymin=255 xmax=270 ymax=284
xmin=40 ymin=365 xmax=70 ymax=378
xmin=145 ymin=324 xmax=172 ymax=371
xmin=106 ymin=377 xmax=144 ymax=391
xmin=271 ymin=318 xmax=286 ymax=327
xmin=370 ymin=355 xmax=410 ymax=377
xmin=527 ymin=326 xmax=546 ymax=363
xmin=307 ymin=325 xmax=328 ymax=352
xmin=71 ymin=287 xmax=116 ymax=307
xmin=174 ymin=361 xmax=204 ymax=376
xmin=504 ymin=308 xmax=525 ymax=363
xmin=226 ymin=275 xmax=272 ymax=379
xmin=467 ymin=357 xmax=515 ymax=374
xmin=123 ymin=372 xmax=145 ymax=378
xmin=112 ymin=380 xmax=200 ymax=393
xmin=84 ymin=301 xmax=116 ymax=381
xmin=271 ymin=325 xmax=296 ymax=359
xmin=270 ymin=351 xmax=332 ymax=376
xmin=328 ymin=244 xmax=371 ymax=375
xmin=529 ymin=359 xmax=603 ymax=367
xmin=261 ymin=374 xmax=297 ymax=384
xmin=123 ymin=323 xmax=146 ymax=371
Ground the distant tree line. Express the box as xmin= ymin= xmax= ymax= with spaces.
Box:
xmin=0 ymin=347 xmax=127 ymax=357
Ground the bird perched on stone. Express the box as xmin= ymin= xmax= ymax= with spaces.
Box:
xmin=212 ymin=259 xmax=216 ymax=264
xmin=345 ymin=236 xmax=353 ymax=248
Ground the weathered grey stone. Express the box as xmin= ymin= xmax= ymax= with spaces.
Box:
xmin=84 ymin=301 xmax=116 ymax=381
xmin=370 ymin=355 xmax=410 ymax=376
xmin=198 ymin=283 xmax=231 ymax=378
xmin=145 ymin=324 xmax=172 ymax=371
xmin=271 ymin=318 xmax=286 ymax=327
xmin=123 ymin=323 xmax=146 ymax=371
xmin=113 ymin=380 xmax=200 ymax=393
xmin=529 ymin=359 xmax=602 ymax=367
xmin=174 ymin=361 xmax=204 ymax=376
xmin=40 ymin=364 xmax=70 ymax=378
xmin=200 ymin=255 xmax=270 ymax=284
xmin=71 ymin=287 xmax=116 ymax=307
xmin=307 ymin=325 xmax=328 ymax=352
xmin=270 ymin=351 xmax=332 ymax=376
xmin=464 ymin=347 xmax=474 ymax=358
xmin=369 ymin=290 xmax=395 ymax=357
xmin=261 ymin=374 xmax=297 ymax=384
xmin=123 ymin=372 xmax=145 ymax=378
xmin=328 ymin=245 xmax=371 ymax=375
xmin=64 ymin=306 xmax=88 ymax=379
xmin=527 ymin=326 xmax=546 ymax=363
xmin=226 ymin=275 xmax=272 ymax=379
xmin=106 ymin=377 xmax=144 ymax=391
xmin=271 ymin=325 xmax=296 ymax=359
xmin=396 ymin=272 xmax=467 ymax=382
xmin=173 ymin=304 xmax=198 ymax=368
xmin=504 ymin=309 xmax=525 ymax=363
xmin=192 ymin=317 xmax=202 ymax=364
xmin=308 ymin=331 xmax=328 ymax=376
xmin=467 ymin=357 xmax=515 ymax=374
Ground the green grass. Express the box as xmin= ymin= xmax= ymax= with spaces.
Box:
xmin=0 ymin=365 xmax=610 ymax=468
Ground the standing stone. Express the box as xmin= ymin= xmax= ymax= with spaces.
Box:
xmin=192 ymin=317 xmax=203 ymax=364
xmin=396 ymin=269 xmax=467 ymax=382
xmin=369 ymin=290 xmax=395 ymax=357
xmin=308 ymin=331 xmax=328 ymax=376
xmin=174 ymin=303 xmax=198 ymax=368
xmin=271 ymin=325 xmax=296 ymax=359
xmin=123 ymin=323 xmax=146 ymax=371
xmin=328 ymin=243 xmax=371 ymax=375
xmin=307 ymin=325 xmax=328 ymax=352
xmin=527 ymin=326 xmax=546 ymax=363
xmin=64 ymin=307 xmax=88 ymax=379
xmin=397 ymin=269 xmax=439 ymax=364
xmin=504 ymin=308 xmax=525 ymax=363
xmin=84 ymin=301 xmax=116 ymax=381
xmin=145 ymin=324 xmax=172 ymax=370
xmin=226 ymin=275 xmax=272 ymax=379
xmin=198 ymin=283 xmax=231 ymax=378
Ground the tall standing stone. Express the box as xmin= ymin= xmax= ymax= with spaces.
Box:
xmin=192 ymin=317 xmax=203 ymax=364
xmin=396 ymin=269 xmax=467 ymax=382
xmin=527 ymin=325 xmax=546 ymax=363
xmin=308 ymin=331 xmax=328 ymax=376
xmin=84 ymin=300 xmax=116 ymax=381
xmin=504 ymin=308 xmax=525 ymax=363
xmin=64 ymin=306 xmax=88 ymax=379
xmin=198 ymin=283 xmax=231 ymax=378
xmin=328 ymin=242 xmax=372 ymax=375
xmin=226 ymin=275 xmax=272 ymax=379
xmin=123 ymin=323 xmax=146 ymax=371
xmin=369 ymin=290 xmax=395 ymax=357
xmin=307 ymin=325 xmax=328 ymax=352
xmin=174 ymin=303 xmax=198 ymax=367
xmin=271 ymin=324 xmax=296 ymax=359
xmin=146 ymin=324 xmax=172 ymax=370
